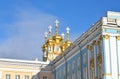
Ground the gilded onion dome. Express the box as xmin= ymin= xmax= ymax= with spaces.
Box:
xmin=53 ymin=35 xmax=62 ymax=44
xmin=46 ymin=37 xmax=54 ymax=46
xmin=53 ymin=36 xmax=63 ymax=55
xmin=65 ymin=40 xmax=72 ymax=48
xmin=42 ymin=20 xmax=72 ymax=62
xmin=60 ymin=33 xmax=66 ymax=52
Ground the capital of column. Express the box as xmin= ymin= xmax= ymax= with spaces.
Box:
xmin=92 ymin=40 xmax=96 ymax=45
xmin=103 ymin=34 xmax=110 ymax=39
xmin=87 ymin=45 xmax=93 ymax=51
xmin=116 ymin=36 xmax=120 ymax=40
xmin=96 ymin=41 xmax=101 ymax=45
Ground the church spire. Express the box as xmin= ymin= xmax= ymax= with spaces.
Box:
xmin=55 ymin=20 xmax=59 ymax=35
xmin=48 ymin=25 xmax=52 ymax=36
xmin=44 ymin=31 xmax=48 ymax=40
xmin=66 ymin=27 xmax=70 ymax=40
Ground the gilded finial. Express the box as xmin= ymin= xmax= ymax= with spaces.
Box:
xmin=66 ymin=27 xmax=70 ymax=40
xmin=55 ymin=20 xmax=59 ymax=35
xmin=48 ymin=25 xmax=52 ymax=36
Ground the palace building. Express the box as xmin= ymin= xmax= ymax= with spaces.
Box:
xmin=0 ymin=11 xmax=120 ymax=79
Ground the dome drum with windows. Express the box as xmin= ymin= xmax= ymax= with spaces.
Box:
xmin=42 ymin=20 xmax=72 ymax=62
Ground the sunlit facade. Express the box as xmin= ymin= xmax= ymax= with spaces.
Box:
xmin=52 ymin=11 xmax=120 ymax=79
xmin=0 ymin=11 xmax=120 ymax=79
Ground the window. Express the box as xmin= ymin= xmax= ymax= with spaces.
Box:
xmin=43 ymin=76 xmax=47 ymax=79
xmin=6 ymin=74 xmax=10 ymax=79
xmin=15 ymin=75 xmax=20 ymax=79
xmin=48 ymin=46 xmax=52 ymax=52
xmin=24 ymin=75 xmax=29 ymax=79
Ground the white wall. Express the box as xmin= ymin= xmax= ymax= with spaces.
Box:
xmin=0 ymin=71 xmax=2 ymax=79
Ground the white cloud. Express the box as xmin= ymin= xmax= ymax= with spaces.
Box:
xmin=0 ymin=8 xmax=57 ymax=60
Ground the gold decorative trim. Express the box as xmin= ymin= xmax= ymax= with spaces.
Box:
xmin=92 ymin=40 xmax=96 ymax=45
xmin=103 ymin=34 xmax=110 ymax=39
xmin=118 ymin=74 xmax=120 ymax=76
xmin=97 ymin=53 xmax=102 ymax=64
xmin=97 ymin=41 xmax=101 ymax=45
xmin=87 ymin=45 xmax=93 ymax=51
xmin=90 ymin=58 xmax=94 ymax=67
xmin=116 ymin=36 xmax=120 ymax=40
xmin=103 ymin=73 xmax=111 ymax=76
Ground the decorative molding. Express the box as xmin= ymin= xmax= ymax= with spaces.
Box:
xmin=116 ymin=36 xmax=120 ymax=40
xmin=92 ymin=40 xmax=96 ymax=45
xmin=87 ymin=45 xmax=93 ymax=51
xmin=97 ymin=41 xmax=101 ymax=45
xmin=90 ymin=58 xmax=94 ymax=68
xmin=97 ymin=53 xmax=102 ymax=64
xmin=103 ymin=73 xmax=111 ymax=76
xmin=103 ymin=34 xmax=110 ymax=39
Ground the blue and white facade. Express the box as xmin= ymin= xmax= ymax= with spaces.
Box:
xmin=52 ymin=11 xmax=120 ymax=79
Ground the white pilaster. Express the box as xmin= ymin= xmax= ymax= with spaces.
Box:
xmin=117 ymin=39 xmax=120 ymax=79
xmin=103 ymin=36 xmax=111 ymax=79
xmin=110 ymin=36 xmax=118 ymax=79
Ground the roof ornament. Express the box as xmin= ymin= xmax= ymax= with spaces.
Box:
xmin=66 ymin=27 xmax=70 ymax=40
xmin=61 ymin=33 xmax=65 ymax=39
xmin=44 ymin=32 xmax=48 ymax=40
xmin=48 ymin=25 xmax=52 ymax=36
xmin=55 ymin=20 xmax=59 ymax=35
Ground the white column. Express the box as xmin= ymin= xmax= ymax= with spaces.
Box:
xmin=88 ymin=45 xmax=90 ymax=79
xmin=93 ymin=41 xmax=97 ymax=79
xmin=117 ymin=38 xmax=120 ymax=79
xmin=110 ymin=36 xmax=118 ymax=79
xmin=103 ymin=35 xmax=111 ymax=79
xmin=100 ymin=40 xmax=104 ymax=79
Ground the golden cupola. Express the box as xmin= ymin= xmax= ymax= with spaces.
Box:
xmin=65 ymin=27 xmax=72 ymax=48
xmin=42 ymin=20 xmax=72 ymax=62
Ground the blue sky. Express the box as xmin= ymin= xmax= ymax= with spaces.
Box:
xmin=0 ymin=0 xmax=120 ymax=60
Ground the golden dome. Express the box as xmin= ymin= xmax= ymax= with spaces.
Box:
xmin=42 ymin=20 xmax=72 ymax=62
xmin=60 ymin=42 xmax=66 ymax=52
xmin=65 ymin=40 xmax=72 ymax=48
xmin=53 ymin=35 xmax=63 ymax=44
xmin=46 ymin=37 xmax=54 ymax=45
xmin=42 ymin=44 xmax=47 ymax=51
